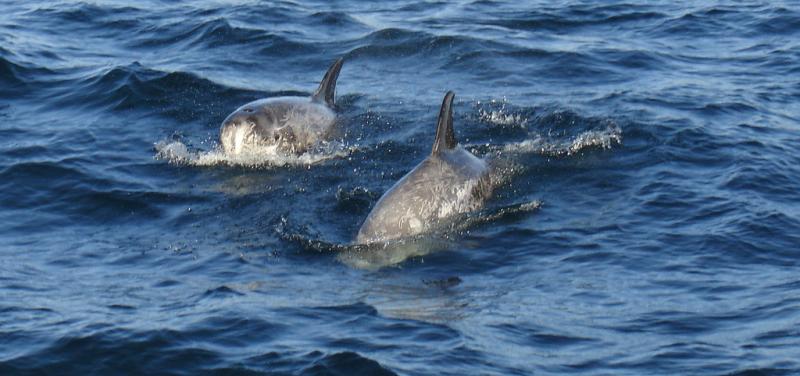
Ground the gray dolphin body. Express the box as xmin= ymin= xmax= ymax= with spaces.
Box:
xmin=356 ymin=91 xmax=492 ymax=244
xmin=220 ymin=58 xmax=343 ymax=155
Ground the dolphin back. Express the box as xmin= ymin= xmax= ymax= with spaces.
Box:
xmin=356 ymin=91 xmax=492 ymax=244
xmin=312 ymin=58 xmax=344 ymax=108
xmin=356 ymin=151 xmax=490 ymax=244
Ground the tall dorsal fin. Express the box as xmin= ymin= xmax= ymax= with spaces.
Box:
xmin=312 ymin=57 xmax=343 ymax=107
xmin=431 ymin=91 xmax=457 ymax=155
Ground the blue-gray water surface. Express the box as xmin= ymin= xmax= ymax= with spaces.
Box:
xmin=2 ymin=1 xmax=800 ymax=375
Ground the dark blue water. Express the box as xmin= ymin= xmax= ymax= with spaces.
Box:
xmin=2 ymin=1 xmax=799 ymax=374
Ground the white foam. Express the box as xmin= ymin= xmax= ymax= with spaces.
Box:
xmin=154 ymin=140 xmax=355 ymax=168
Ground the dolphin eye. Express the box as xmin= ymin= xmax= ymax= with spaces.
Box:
xmin=243 ymin=108 xmax=254 ymax=113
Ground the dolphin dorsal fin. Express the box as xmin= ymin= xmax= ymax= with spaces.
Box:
xmin=431 ymin=91 xmax=457 ymax=155
xmin=312 ymin=57 xmax=344 ymax=107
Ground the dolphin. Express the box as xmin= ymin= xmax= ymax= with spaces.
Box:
xmin=219 ymin=58 xmax=344 ymax=155
xmin=356 ymin=91 xmax=492 ymax=244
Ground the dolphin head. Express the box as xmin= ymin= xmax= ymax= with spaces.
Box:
xmin=219 ymin=104 xmax=295 ymax=155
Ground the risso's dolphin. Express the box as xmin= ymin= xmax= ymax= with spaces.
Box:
xmin=220 ymin=58 xmax=343 ymax=155
xmin=356 ymin=91 xmax=492 ymax=244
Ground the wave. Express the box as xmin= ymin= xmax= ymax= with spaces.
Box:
xmin=0 ymin=159 xmax=203 ymax=226
xmin=131 ymin=18 xmax=280 ymax=50
xmin=45 ymin=63 xmax=261 ymax=117
xmin=752 ymin=7 xmax=800 ymax=35
xmin=654 ymin=5 xmax=800 ymax=38
xmin=0 ymin=56 xmax=56 ymax=95
xmin=656 ymin=12 xmax=736 ymax=36
xmin=308 ymin=11 xmax=370 ymax=29
xmin=0 ymin=322 xmax=396 ymax=375
xmin=345 ymin=28 xmax=502 ymax=61
xmin=343 ymin=27 xmax=630 ymax=83
xmin=0 ymin=57 xmax=27 ymax=87
xmin=476 ymin=9 xmax=666 ymax=32
xmin=25 ymin=3 xmax=142 ymax=25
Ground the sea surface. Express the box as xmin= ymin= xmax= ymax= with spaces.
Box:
xmin=1 ymin=1 xmax=799 ymax=375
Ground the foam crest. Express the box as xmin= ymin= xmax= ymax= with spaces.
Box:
xmin=154 ymin=140 xmax=355 ymax=168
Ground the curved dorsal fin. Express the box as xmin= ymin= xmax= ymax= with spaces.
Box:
xmin=312 ymin=57 xmax=344 ymax=107
xmin=431 ymin=91 xmax=457 ymax=155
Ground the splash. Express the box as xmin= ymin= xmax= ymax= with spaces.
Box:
xmin=501 ymin=123 xmax=622 ymax=157
xmin=154 ymin=139 xmax=356 ymax=168
xmin=475 ymin=98 xmax=529 ymax=127
xmin=478 ymin=107 xmax=528 ymax=127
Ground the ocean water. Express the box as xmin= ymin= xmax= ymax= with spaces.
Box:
xmin=1 ymin=0 xmax=799 ymax=374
